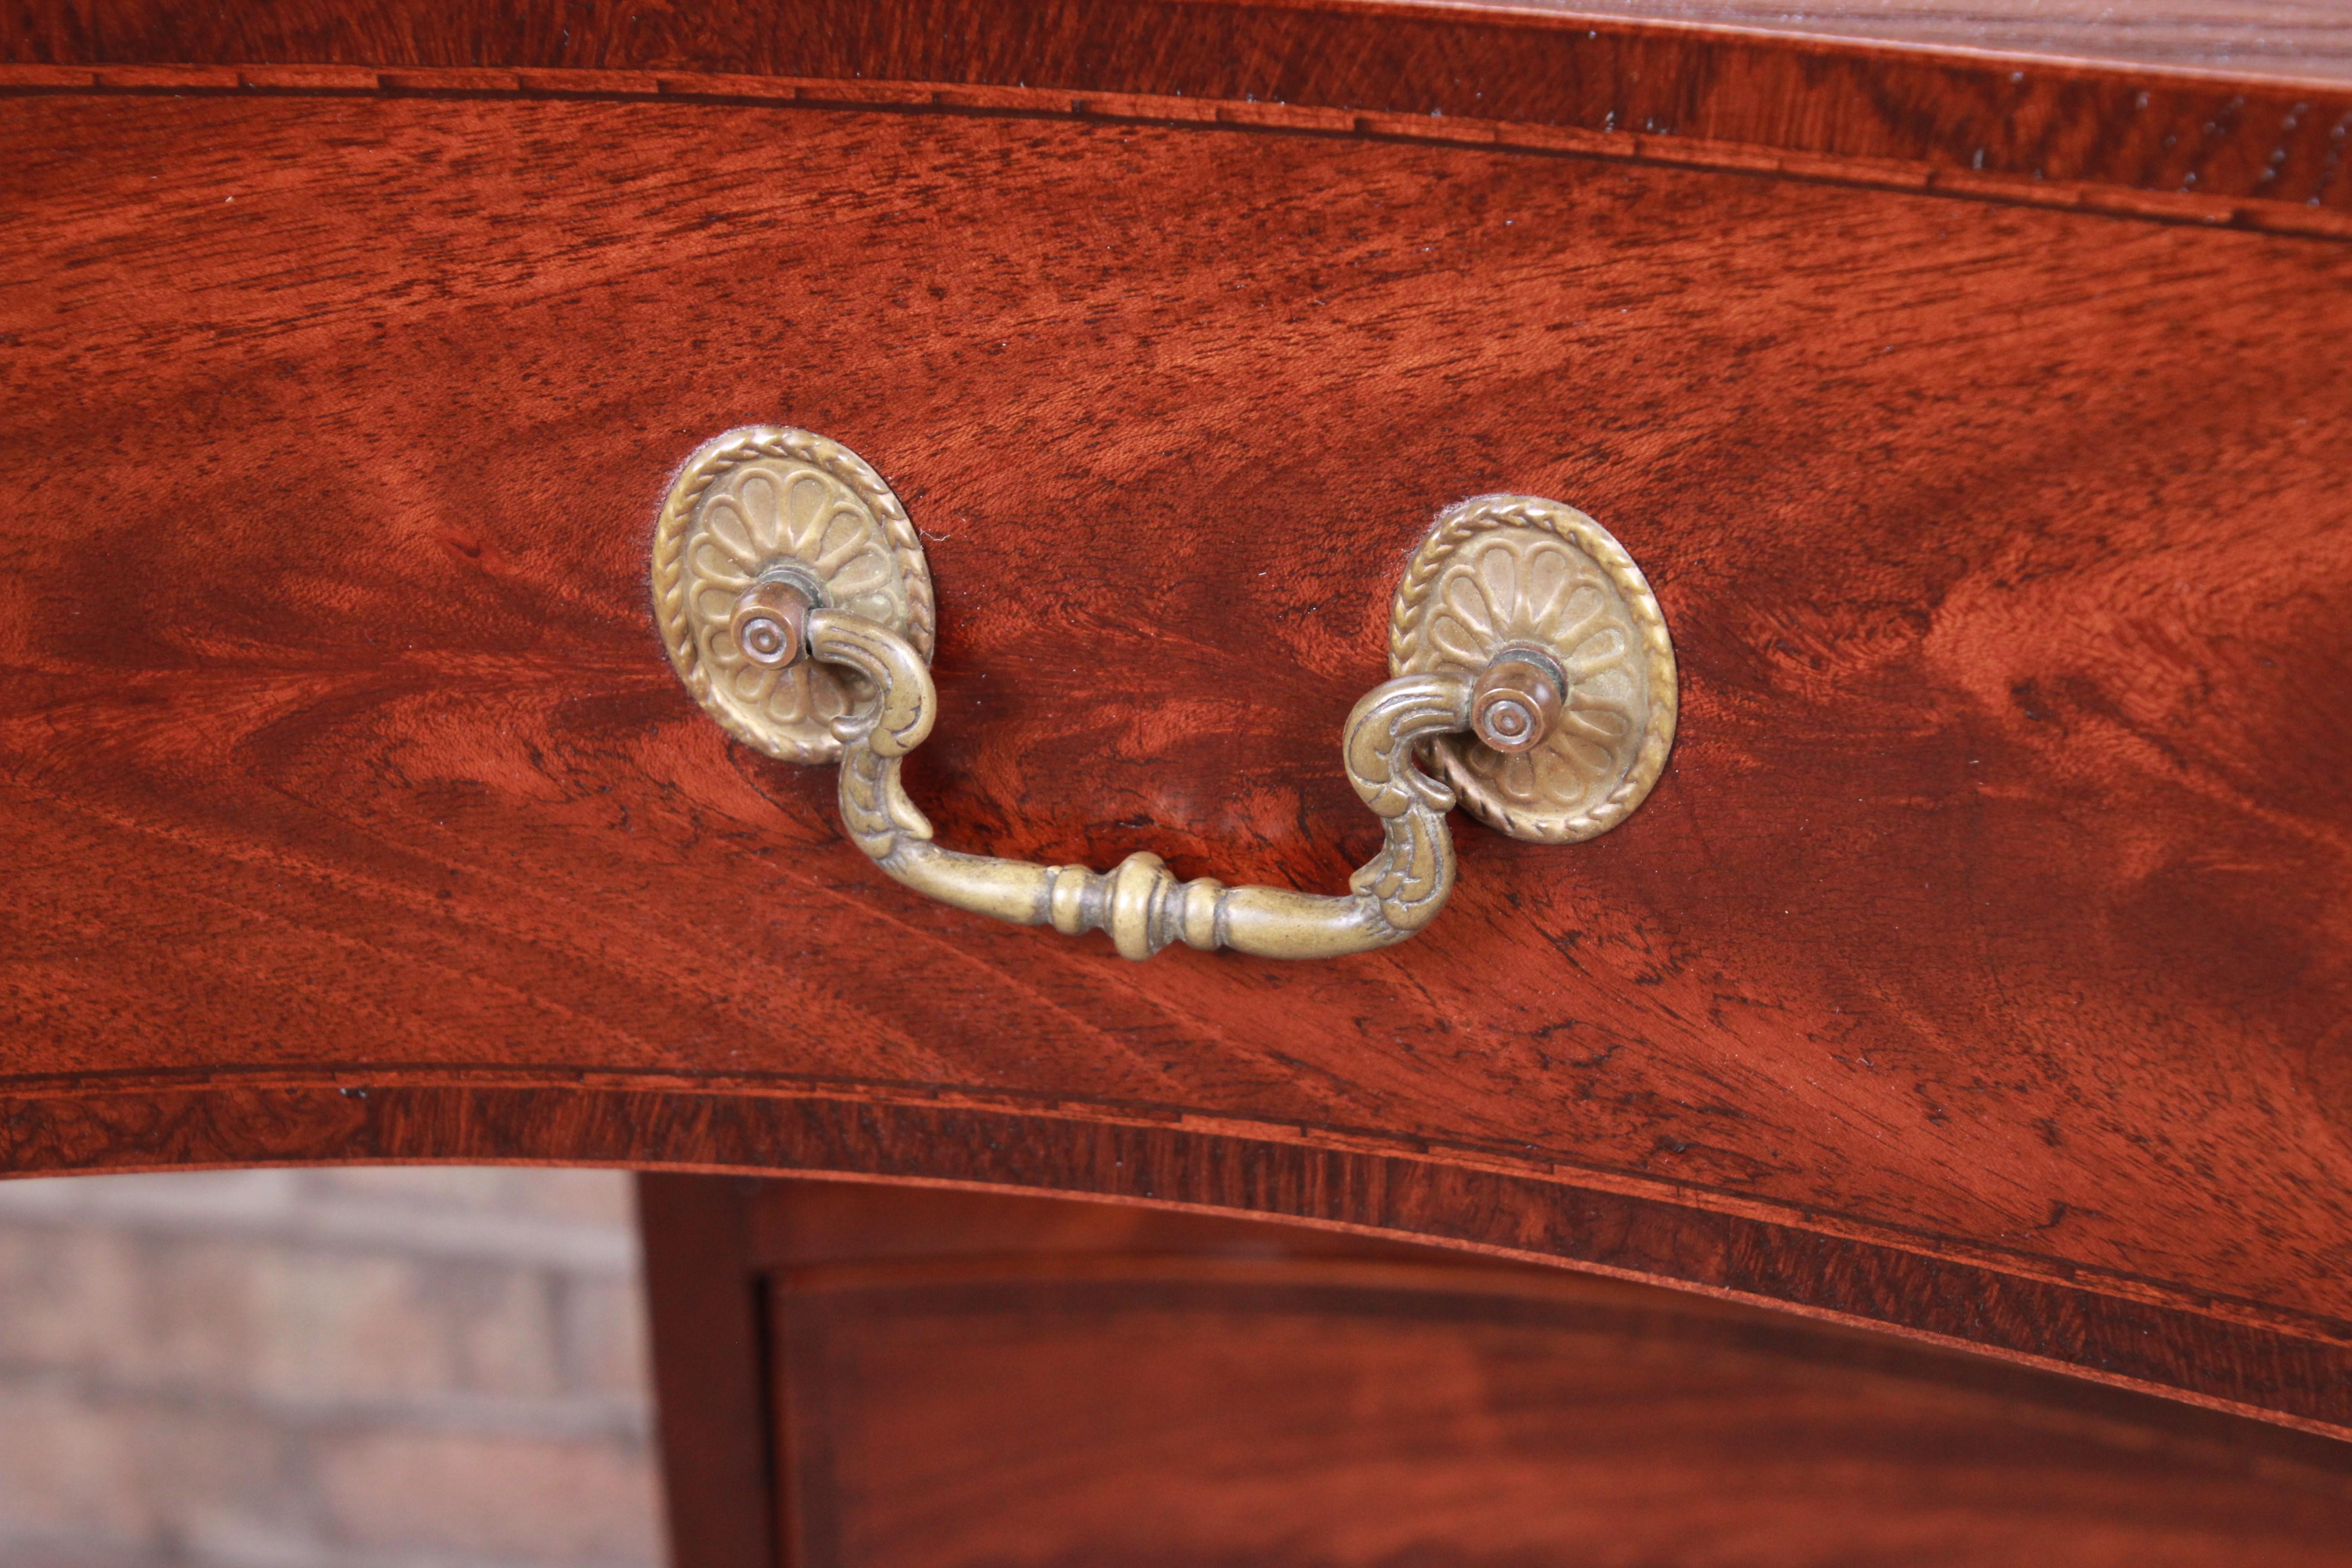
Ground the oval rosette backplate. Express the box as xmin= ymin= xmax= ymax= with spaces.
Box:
xmin=1389 ymin=495 xmax=1677 ymax=843
xmin=650 ymin=427 xmax=935 ymax=763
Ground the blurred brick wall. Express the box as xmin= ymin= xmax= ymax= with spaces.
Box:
xmin=0 ymin=1167 xmax=663 ymax=1568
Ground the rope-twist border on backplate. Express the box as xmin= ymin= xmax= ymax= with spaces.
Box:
xmin=1388 ymin=494 xmax=1678 ymax=844
xmin=649 ymin=426 xmax=936 ymax=763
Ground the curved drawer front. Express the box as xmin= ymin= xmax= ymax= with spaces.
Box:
xmin=0 ymin=20 xmax=2348 ymax=1435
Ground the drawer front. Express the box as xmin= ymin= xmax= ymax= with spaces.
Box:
xmin=1 ymin=40 xmax=2348 ymax=1430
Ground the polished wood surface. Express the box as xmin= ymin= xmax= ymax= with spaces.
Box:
xmin=1448 ymin=0 xmax=2352 ymax=82
xmin=2 ymin=0 xmax=2349 ymax=1436
xmin=648 ymin=1177 xmax=2352 ymax=1568
xmin=30 ymin=1088 xmax=2352 ymax=1442
xmin=640 ymin=1174 xmax=779 ymax=1568
xmin=7 ymin=0 xmax=2352 ymax=235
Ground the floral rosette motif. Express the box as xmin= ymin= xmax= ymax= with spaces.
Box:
xmin=1391 ymin=496 xmax=1675 ymax=843
xmin=693 ymin=464 xmax=901 ymax=720
xmin=652 ymin=428 xmax=933 ymax=764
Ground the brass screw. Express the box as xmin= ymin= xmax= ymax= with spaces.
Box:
xmin=730 ymin=578 xmax=814 ymax=669
xmin=1471 ymin=652 xmax=1565 ymax=753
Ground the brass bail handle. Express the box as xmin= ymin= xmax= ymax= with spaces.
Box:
xmin=651 ymin=427 xmax=1678 ymax=961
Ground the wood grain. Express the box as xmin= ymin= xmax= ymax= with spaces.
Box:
xmin=20 ymin=1084 xmax=2352 ymax=1441
xmin=7 ymin=0 xmax=2352 ymax=225
xmin=733 ymin=1179 xmax=2352 ymax=1568
xmin=639 ymin=1174 xmax=778 ymax=1568
xmin=786 ymin=1264 xmax=2352 ymax=1567
xmin=1 ymin=11 xmax=2349 ymax=1433
xmin=1434 ymin=0 xmax=2352 ymax=83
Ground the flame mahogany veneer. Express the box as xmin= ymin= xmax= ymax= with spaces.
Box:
xmin=2 ymin=0 xmax=2349 ymax=1451
xmin=642 ymin=1177 xmax=2352 ymax=1568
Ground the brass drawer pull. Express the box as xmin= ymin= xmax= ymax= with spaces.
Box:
xmin=653 ymin=428 xmax=1676 ymax=960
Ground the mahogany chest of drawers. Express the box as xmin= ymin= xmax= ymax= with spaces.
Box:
xmin=4 ymin=2 xmax=2349 ymax=1560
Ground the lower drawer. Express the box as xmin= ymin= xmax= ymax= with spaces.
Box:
xmin=652 ymin=1179 xmax=2352 ymax=1568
